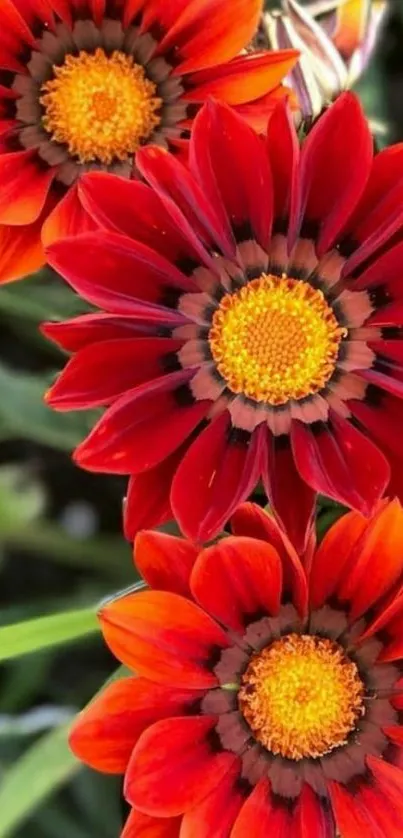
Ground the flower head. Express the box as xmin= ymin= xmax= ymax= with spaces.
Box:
xmin=44 ymin=92 xmax=403 ymax=551
xmin=0 ymin=0 xmax=296 ymax=283
xmin=264 ymin=0 xmax=387 ymax=119
xmin=70 ymin=499 xmax=403 ymax=837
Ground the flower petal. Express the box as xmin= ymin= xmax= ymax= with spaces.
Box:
xmin=328 ymin=782 xmax=376 ymax=837
xmin=46 ymin=337 xmax=184 ymax=410
xmin=41 ymin=313 xmax=160 ymax=353
xmin=41 ymin=183 xmax=97 ymax=246
xmin=134 ymin=531 xmax=198 ymax=599
xmin=309 ymin=508 xmax=369 ymax=610
xmin=0 ymin=149 xmax=54 ymax=224
xmin=184 ymin=50 xmax=298 ymax=106
xmin=179 ymin=758 xmax=244 ymax=838
xmin=69 ymin=677 xmax=201 ymax=774
xmin=99 ymin=589 xmax=229 ymax=687
xmin=123 ymin=446 xmax=186 ymax=541
xmin=0 ymin=216 xmax=44 ymax=282
xmin=191 ymin=535 xmax=282 ymax=633
xmin=122 ymin=810 xmax=181 ymax=838
xmin=125 ymin=716 xmax=237 ymax=816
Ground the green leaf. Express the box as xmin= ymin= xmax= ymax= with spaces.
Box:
xmin=0 ymin=724 xmax=80 ymax=838
xmin=0 ymin=363 xmax=97 ymax=450
xmin=0 ymin=270 xmax=89 ymax=324
xmin=0 ymin=607 xmax=98 ymax=662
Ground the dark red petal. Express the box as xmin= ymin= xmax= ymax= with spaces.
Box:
xmin=0 ymin=149 xmax=54 ymax=224
xmin=337 ymin=498 xmax=403 ymax=620
xmin=0 ymin=0 xmax=36 ymax=46
xmin=46 ymin=232 xmax=197 ymax=315
xmin=158 ymin=0 xmax=262 ymax=75
xmin=343 ymin=144 xmax=403 ymax=276
xmin=294 ymin=93 xmax=372 ymax=255
xmin=134 ymin=531 xmax=198 ymax=599
xmin=74 ymin=372 xmax=210 ymax=475
xmin=125 ymin=716 xmax=237 ymax=816
xmin=78 ymin=174 xmax=207 ymax=266
xmin=41 ymin=314 xmax=161 ymax=353
xmin=123 ymin=447 xmax=186 ymax=541
xmin=184 ymin=51 xmax=298 ymax=106
xmin=191 ymin=535 xmax=282 ymax=632
xmin=136 ymin=146 xmax=234 ymax=260
xmin=348 ymin=391 xmax=403 ymax=458
xmin=266 ymin=99 xmax=299 ymax=225
xmin=309 ymin=509 xmax=368 ymax=610
xmin=122 ymin=810 xmax=181 ymax=838
xmin=262 ymin=432 xmax=316 ymax=555
xmin=99 ymin=589 xmax=229 ymax=687
xmin=189 ymin=100 xmax=273 ymax=250
xmin=180 ymin=758 xmax=244 ymax=838
xmin=69 ymin=676 xmax=201 ymax=774
xmin=46 ymin=338 xmax=184 ymax=410
xmin=291 ymin=413 xmax=390 ymax=516
xmin=231 ymin=502 xmax=308 ymax=616
xmin=171 ymin=412 xmax=262 ymax=544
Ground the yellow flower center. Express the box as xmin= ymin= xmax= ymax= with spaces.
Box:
xmin=41 ymin=48 xmax=162 ymax=164
xmin=238 ymin=634 xmax=365 ymax=761
xmin=209 ymin=274 xmax=347 ymax=405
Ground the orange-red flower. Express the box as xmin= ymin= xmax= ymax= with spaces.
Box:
xmin=70 ymin=499 xmax=403 ymax=837
xmin=0 ymin=0 xmax=296 ymax=284
xmin=45 ymin=92 xmax=403 ymax=551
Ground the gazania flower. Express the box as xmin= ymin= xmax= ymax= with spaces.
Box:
xmin=44 ymin=91 xmax=403 ymax=552
xmin=0 ymin=0 xmax=296 ymax=284
xmin=70 ymin=499 xmax=403 ymax=837
xmin=264 ymin=0 xmax=387 ymax=119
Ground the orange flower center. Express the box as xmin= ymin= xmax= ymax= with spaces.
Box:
xmin=238 ymin=634 xmax=365 ymax=761
xmin=41 ymin=48 xmax=162 ymax=164
xmin=208 ymin=274 xmax=347 ymax=405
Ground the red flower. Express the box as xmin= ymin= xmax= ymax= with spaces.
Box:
xmin=45 ymin=92 xmax=403 ymax=551
xmin=0 ymin=0 xmax=296 ymax=283
xmin=70 ymin=499 xmax=403 ymax=837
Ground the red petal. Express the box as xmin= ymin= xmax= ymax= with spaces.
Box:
xmin=158 ymin=0 xmax=262 ymax=75
xmin=348 ymin=391 xmax=403 ymax=458
xmin=99 ymin=589 xmax=229 ymax=687
xmin=184 ymin=51 xmax=298 ymax=106
xmin=231 ymin=502 xmax=308 ymax=616
xmin=171 ymin=412 xmax=261 ymax=544
xmin=328 ymin=782 xmax=376 ymax=837
xmin=234 ymin=86 xmax=296 ymax=134
xmin=41 ymin=314 xmax=160 ymax=353
xmin=69 ymin=676 xmax=201 ymax=774
xmin=41 ymin=183 xmax=97 ymax=246
xmin=189 ymin=100 xmax=273 ymax=249
xmin=266 ymin=99 xmax=299 ymax=224
xmin=291 ymin=413 xmax=390 ymax=516
xmin=0 ymin=216 xmax=44 ymax=282
xmin=125 ymin=716 xmax=237 ymax=816
xmin=292 ymin=785 xmax=333 ymax=838
xmin=0 ymin=149 xmax=54 ymax=224
xmin=74 ymin=373 xmax=209 ymax=475
xmin=123 ymin=446 xmax=186 ymax=541
xmin=231 ymin=778 xmax=279 ymax=837
xmin=180 ymin=758 xmax=244 ymax=837
xmin=122 ymin=810 xmax=181 ymax=838
xmin=46 ymin=337 xmax=184 ymax=410
xmin=263 ymin=432 xmax=316 ymax=555
xmin=134 ymin=531 xmax=198 ymax=599
xmin=337 ymin=498 xmax=403 ymax=620
xmin=78 ymin=174 xmax=207 ymax=266
xmin=309 ymin=509 xmax=368 ymax=610
xmin=294 ymin=93 xmax=372 ymax=255
xmin=46 ymin=231 xmax=197 ymax=314
xmin=191 ymin=535 xmax=282 ymax=632
xmin=343 ymin=144 xmax=403 ymax=276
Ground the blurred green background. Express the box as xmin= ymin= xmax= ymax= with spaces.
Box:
xmin=0 ymin=2 xmax=402 ymax=836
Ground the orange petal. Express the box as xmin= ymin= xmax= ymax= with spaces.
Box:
xmin=42 ymin=182 xmax=97 ymax=247
xmin=122 ymin=810 xmax=181 ymax=838
xmin=183 ymin=50 xmax=298 ymax=105
xmin=134 ymin=531 xmax=199 ymax=599
xmin=99 ymin=589 xmax=229 ymax=688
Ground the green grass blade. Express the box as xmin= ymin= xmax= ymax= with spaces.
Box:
xmin=0 ymin=607 xmax=98 ymax=662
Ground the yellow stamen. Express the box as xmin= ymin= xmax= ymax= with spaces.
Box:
xmin=41 ymin=48 xmax=162 ymax=164
xmin=209 ymin=274 xmax=347 ymax=406
xmin=239 ymin=634 xmax=365 ymax=761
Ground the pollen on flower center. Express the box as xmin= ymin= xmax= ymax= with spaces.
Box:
xmin=208 ymin=274 xmax=347 ymax=405
xmin=238 ymin=634 xmax=365 ymax=761
xmin=40 ymin=48 xmax=162 ymax=164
